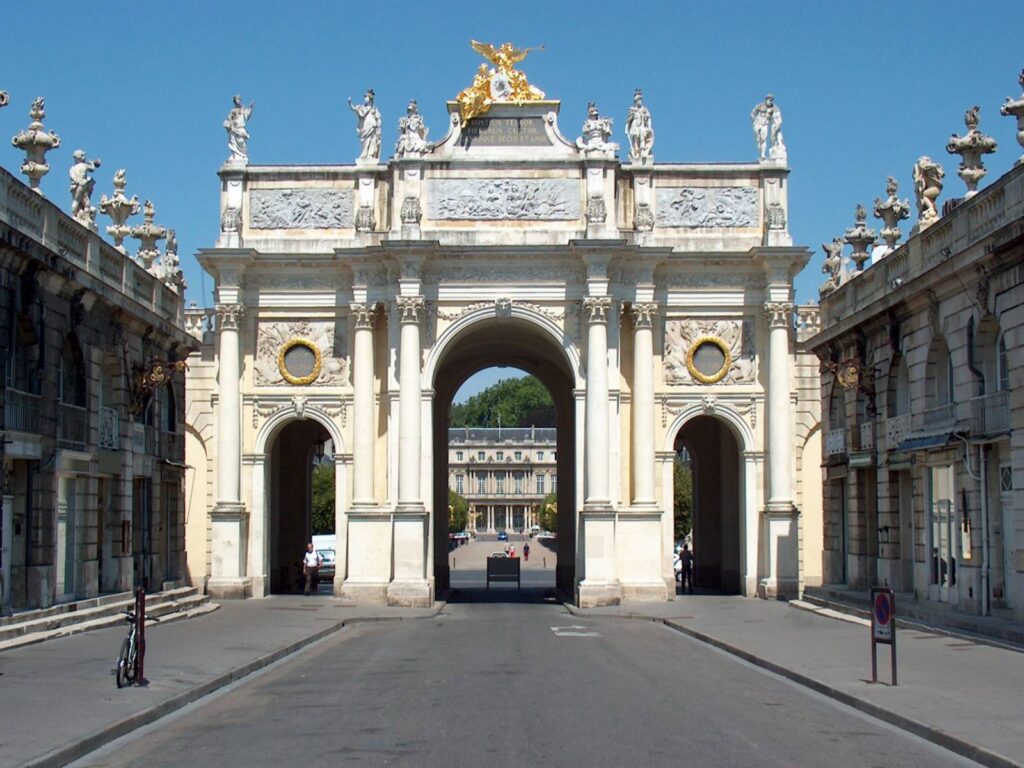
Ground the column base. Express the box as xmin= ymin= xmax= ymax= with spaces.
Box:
xmin=577 ymin=580 xmax=622 ymax=607
xmin=620 ymin=580 xmax=670 ymax=602
xmin=206 ymin=577 xmax=252 ymax=600
xmin=387 ymin=579 xmax=433 ymax=608
xmin=342 ymin=580 xmax=390 ymax=604
xmin=249 ymin=575 xmax=269 ymax=597
xmin=757 ymin=577 xmax=800 ymax=600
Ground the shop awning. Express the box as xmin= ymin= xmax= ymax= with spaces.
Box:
xmin=896 ymin=432 xmax=957 ymax=452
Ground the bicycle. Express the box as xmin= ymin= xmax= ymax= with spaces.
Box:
xmin=115 ymin=609 xmax=156 ymax=688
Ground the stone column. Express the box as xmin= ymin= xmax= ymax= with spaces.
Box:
xmin=762 ymin=301 xmax=798 ymax=598
xmin=351 ymin=303 xmax=377 ymax=508
xmin=215 ymin=303 xmax=244 ymax=508
xmin=631 ymin=303 xmax=658 ymax=507
xmin=584 ymin=297 xmax=612 ymax=505
xmin=208 ymin=302 xmax=250 ymax=599
xmin=396 ymin=296 xmax=424 ymax=509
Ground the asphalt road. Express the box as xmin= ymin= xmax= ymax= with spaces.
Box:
xmin=73 ymin=600 xmax=980 ymax=768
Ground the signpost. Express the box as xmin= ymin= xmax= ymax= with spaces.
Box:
xmin=870 ymin=587 xmax=897 ymax=685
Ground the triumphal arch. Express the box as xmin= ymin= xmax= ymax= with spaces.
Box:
xmin=184 ymin=44 xmax=822 ymax=607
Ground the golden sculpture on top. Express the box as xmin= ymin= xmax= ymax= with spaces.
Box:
xmin=456 ymin=40 xmax=546 ymax=124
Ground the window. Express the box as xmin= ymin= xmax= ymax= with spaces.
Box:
xmin=536 ymin=451 xmax=544 ymax=461
xmin=496 ymin=475 xmax=505 ymax=494
xmin=455 ymin=474 xmax=464 ymax=495
xmin=1000 ymin=465 xmax=1013 ymax=493
xmin=515 ymin=451 xmax=522 ymax=461
xmin=997 ymin=333 xmax=1009 ymax=392
xmin=552 ymin=475 xmax=557 ymax=492
xmin=477 ymin=451 xmax=485 ymax=461
xmin=536 ymin=474 xmax=545 ymax=494
xmin=59 ymin=335 xmax=86 ymax=407
xmin=929 ymin=465 xmax=957 ymax=588
xmin=456 ymin=451 xmax=463 ymax=461
xmin=496 ymin=451 xmax=504 ymax=461
xmin=477 ymin=475 xmax=486 ymax=495
xmin=514 ymin=472 xmax=523 ymax=494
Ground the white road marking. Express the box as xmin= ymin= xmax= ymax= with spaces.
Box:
xmin=551 ymin=625 xmax=601 ymax=637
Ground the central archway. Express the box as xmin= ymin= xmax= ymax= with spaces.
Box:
xmin=430 ymin=313 xmax=578 ymax=597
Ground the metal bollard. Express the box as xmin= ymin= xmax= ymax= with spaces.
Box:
xmin=136 ymin=586 xmax=147 ymax=685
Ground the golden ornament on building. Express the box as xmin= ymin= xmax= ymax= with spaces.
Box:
xmin=456 ymin=40 xmax=546 ymax=124
xmin=686 ymin=336 xmax=732 ymax=385
xmin=278 ymin=337 xmax=322 ymax=386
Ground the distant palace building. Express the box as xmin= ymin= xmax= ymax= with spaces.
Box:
xmin=448 ymin=427 xmax=557 ymax=532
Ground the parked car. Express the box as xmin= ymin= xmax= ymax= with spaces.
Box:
xmin=535 ymin=531 xmax=556 ymax=540
xmin=317 ymin=549 xmax=336 ymax=582
xmin=496 ymin=531 xmax=508 ymax=541
xmin=488 ymin=551 xmax=509 ymax=558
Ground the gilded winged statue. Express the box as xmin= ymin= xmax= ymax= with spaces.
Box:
xmin=456 ymin=40 xmax=545 ymax=123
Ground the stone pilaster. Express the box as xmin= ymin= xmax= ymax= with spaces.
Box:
xmin=396 ymin=295 xmax=424 ymax=510
xmin=631 ymin=302 xmax=658 ymax=507
xmin=583 ymin=296 xmax=612 ymax=506
xmin=350 ymin=303 xmax=377 ymax=508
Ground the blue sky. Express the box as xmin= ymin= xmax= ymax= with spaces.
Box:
xmin=3 ymin=0 xmax=1022 ymax=402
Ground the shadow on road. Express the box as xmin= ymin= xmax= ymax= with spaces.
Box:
xmin=445 ymin=587 xmax=564 ymax=604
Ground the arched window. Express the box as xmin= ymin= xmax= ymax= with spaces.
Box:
xmin=828 ymin=380 xmax=845 ymax=430
xmin=926 ymin=337 xmax=954 ymax=407
xmin=888 ymin=355 xmax=910 ymax=417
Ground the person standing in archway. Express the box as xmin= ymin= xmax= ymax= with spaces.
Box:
xmin=302 ymin=542 xmax=323 ymax=595
xmin=680 ymin=544 xmax=694 ymax=594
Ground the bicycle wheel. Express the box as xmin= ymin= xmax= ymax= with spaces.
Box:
xmin=125 ymin=633 xmax=138 ymax=683
xmin=115 ymin=635 xmax=132 ymax=688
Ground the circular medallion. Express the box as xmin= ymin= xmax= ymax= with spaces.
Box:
xmin=489 ymin=73 xmax=512 ymax=100
xmin=686 ymin=336 xmax=732 ymax=384
xmin=278 ymin=338 xmax=322 ymax=386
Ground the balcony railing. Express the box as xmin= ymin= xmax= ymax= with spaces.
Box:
xmin=98 ymin=406 xmax=120 ymax=449
xmin=858 ymin=422 xmax=875 ymax=452
xmin=885 ymin=414 xmax=911 ymax=450
xmin=4 ymin=389 xmax=41 ymax=433
xmin=970 ymin=391 xmax=1010 ymax=436
xmin=921 ymin=402 xmax=956 ymax=432
xmin=825 ymin=428 xmax=846 ymax=456
xmin=57 ymin=403 xmax=88 ymax=451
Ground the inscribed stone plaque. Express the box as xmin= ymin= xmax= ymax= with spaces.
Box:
xmin=656 ymin=187 xmax=758 ymax=228
xmin=459 ymin=117 xmax=552 ymax=147
xmin=427 ymin=179 xmax=580 ymax=220
xmin=250 ymin=188 xmax=354 ymax=229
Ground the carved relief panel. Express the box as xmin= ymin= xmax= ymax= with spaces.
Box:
xmin=655 ymin=187 xmax=758 ymax=228
xmin=254 ymin=320 xmax=349 ymax=386
xmin=664 ymin=317 xmax=756 ymax=385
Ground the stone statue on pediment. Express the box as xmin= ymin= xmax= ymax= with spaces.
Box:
xmin=576 ymin=102 xmax=618 ymax=156
xmin=348 ymin=89 xmax=382 ymax=163
xmin=913 ymin=155 xmax=944 ymax=229
xmin=820 ymin=237 xmax=844 ymax=296
xmin=626 ymin=88 xmax=654 ymax=163
xmin=224 ymin=94 xmax=254 ymax=165
xmin=751 ymin=93 xmax=786 ymax=162
xmin=395 ymin=99 xmax=431 ymax=158
xmin=69 ymin=149 xmax=101 ymax=227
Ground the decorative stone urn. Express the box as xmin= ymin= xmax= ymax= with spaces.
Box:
xmin=100 ymin=169 xmax=141 ymax=253
xmin=1000 ymin=68 xmax=1024 ymax=167
xmin=946 ymin=105 xmax=997 ymax=198
xmin=843 ymin=203 xmax=877 ymax=271
xmin=11 ymin=97 xmax=60 ymax=194
xmin=872 ymin=176 xmax=910 ymax=252
xmin=129 ymin=200 xmax=167 ymax=271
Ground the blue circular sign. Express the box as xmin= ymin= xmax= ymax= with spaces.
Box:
xmin=874 ymin=593 xmax=891 ymax=625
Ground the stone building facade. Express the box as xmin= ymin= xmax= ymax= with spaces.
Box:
xmin=808 ymin=158 xmax=1024 ymax=621
xmin=448 ymin=427 xmax=557 ymax=533
xmin=0 ymin=100 xmax=191 ymax=610
xmin=185 ymin=58 xmax=822 ymax=607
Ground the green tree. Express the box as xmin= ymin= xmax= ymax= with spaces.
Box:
xmin=450 ymin=375 xmax=555 ymax=427
xmin=448 ymin=488 xmax=468 ymax=531
xmin=538 ymin=491 xmax=558 ymax=532
xmin=311 ymin=461 xmax=335 ymax=534
xmin=673 ymin=455 xmax=693 ymax=541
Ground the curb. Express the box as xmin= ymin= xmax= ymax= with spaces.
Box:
xmin=23 ymin=603 xmax=445 ymax=768
xmin=563 ymin=603 xmax=1020 ymax=768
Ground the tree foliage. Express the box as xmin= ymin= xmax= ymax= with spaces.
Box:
xmin=311 ymin=461 xmax=335 ymax=534
xmin=449 ymin=375 xmax=555 ymax=427
xmin=538 ymin=491 xmax=558 ymax=532
xmin=673 ymin=455 xmax=692 ymax=541
xmin=448 ymin=488 xmax=468 ymax=531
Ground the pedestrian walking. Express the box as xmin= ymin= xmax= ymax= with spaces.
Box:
xmin=302 ymin=542 xmax=323 ymax=595
xmin=680 ymin=543 xmax=694 ymax=594
xmin=523 ymin=542 xmax=530 ymax=562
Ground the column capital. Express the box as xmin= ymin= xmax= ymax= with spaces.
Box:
xmin=583 ymin=296 xmax=612 ymax=324
xmin=215 ymin=302 xmax=245 ymax=331
xmin=350 ymin=302 xmax=378 ymax=329
xmin=396 ymin=295 xmax=425 ymax=324
xmin=763 ymin=301 xmax=794 ymax=329
xmin=630 ymin=301 xmax=658 ymax=329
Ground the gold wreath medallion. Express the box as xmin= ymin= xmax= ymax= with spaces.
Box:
xmin=278 ymin=338 xmax=322 ymax=386
xmin=686 ymin=336 xmax=732 ymax=384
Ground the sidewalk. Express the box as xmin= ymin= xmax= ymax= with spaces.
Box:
xmin=567 ymin=594 xmax=1024 ymax=768
xmin=0 ymin=596 xmax=440 ymax=768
